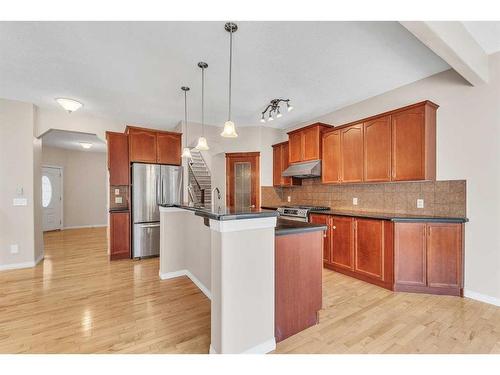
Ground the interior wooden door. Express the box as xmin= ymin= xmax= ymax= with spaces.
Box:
xmin=156 ymin=132 xmax=181 ymax=165
xmin=394 ymin=222 xmax=427 ymax=287
xmin=322 ymin=130 xmax=341 ymax=184
xmin=288 ymin=132 xmax=303 ymax=163
xmin=331 ymin=216 xmax=354 ymax=270
xmin=341 ymin=124 xmax=364 ymax=183
xmin=226 ymin=152 xmax=260 ymax=209
xmin=354 ymin=218 xmax=384 ymax=280
xmin=391 ymin=105 xmax=425 ymax=181
xmin=364 ymin=115 xmax=391 ymax=182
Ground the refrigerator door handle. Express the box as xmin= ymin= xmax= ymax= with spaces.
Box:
xmin=155 ymin=175 xmax=160 ymax=205
xmin=138 ymin=223 xmax=160 ymax=228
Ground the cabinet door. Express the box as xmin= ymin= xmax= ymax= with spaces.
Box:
xmin=281 ymin=143 xmax=292 ymax=186
xmin=310 ymin=213 xmax=331 ymax=263
xmin=354 ymin=218 xmax=384 ymax=280
xmin=110 ymin=211 xmax=130 ymax=260
xmin=157 ymin=132 xmax=181 ymax=165
xmin=273 ymin=145 xmax=282 ymax=187
xmin=341 ymin=124 xmax=364 ymax=183
xmin=364 ymin=116 xmax=391 ymax=182
xmin=322 ymin=130 xmax=341 ymax=184
xmin=331 ymin=216 xmax=354 ymax=270
xmin=106 ymin=132 xmax=129 ymax=185
xmin=129 ymin=129 xmax=157 ymax=163
xmin=392 ymin=106 xmax=425 ymax=181
xmin=427 ymin=223 xmax=463 ymax=289
xmin=302 ymin=127 xmax=319 ymax=161
xmin=394 ymin=222 xmax=427 ymax=287
xmin=288 ymin=132 xmax=303 ymax=163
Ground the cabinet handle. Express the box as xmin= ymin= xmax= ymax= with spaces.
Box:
xmin=332 ymin=225 xmax=336 ymax=230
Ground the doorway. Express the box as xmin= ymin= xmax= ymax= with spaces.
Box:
xmin=42 ymin=165 xmax=63 ymax=231
xmin=225 ymin=152 xmax=260 ymax=209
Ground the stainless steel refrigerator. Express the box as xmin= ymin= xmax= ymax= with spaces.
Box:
xmin=132 ymin=163 xmax=183 ymax=258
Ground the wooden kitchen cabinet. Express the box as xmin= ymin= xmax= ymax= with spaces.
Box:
xmin=109 ymin=211 xmax=130 ymax=260
xmin=354 ymin=218 xmax=384 ymax=280
xmin=364 ymin=115 xmax=391 ymax=182
xmin=106 ymin=131 xmax=129 ymax=185
xmin=330 ymin=216 xmax=354 ymax=270
xmin=310 ymin=213 xmax=332 ymax=263
xmin=392 ymin=102 xmax=437 ymax=181
xmin=322 ymin=130 xmax=341 ymax=184
xmin=340 ymin=124 xmax=364 ymax=183
xmin=127 ymin=126 xmax=182 ymax=165
xmin=287 ymin=123 xmax=332 ymax=164
xmin=394 ymin=222 xmax=463 ymax=296
xmin=272 ymin=141 xmax=294 ymax=187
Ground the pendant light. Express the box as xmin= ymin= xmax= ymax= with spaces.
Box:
xmin=195 ymin=62 xmax=210 ymax=151
xmin=181 ymin=86 xmax=192 ymax=158
xmin=220 ymin=22 xmax=238 ymax=138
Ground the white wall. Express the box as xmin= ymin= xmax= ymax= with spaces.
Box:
xmin=42 ymin=146 xmax=108 ymax=229
xmin=0 ymin=98 xmax=42 ymax=269
xmin=287 ymin=53 xmax=500 ymax=302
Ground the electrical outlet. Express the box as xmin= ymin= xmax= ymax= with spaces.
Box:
xmin=287 ymin=196 xmax=291 ymax=203
xmin=115 ymin=197 xmax=123 ymax=204
xmin=353 ymin=197 xmax=358 ymax=206
xmin=10 ymin=244 xmax=19 ymax=254
xmin=417 ymin=199 xmax=424 ymax=209
xmin=114 ymin=188 xmax=120 ymax=195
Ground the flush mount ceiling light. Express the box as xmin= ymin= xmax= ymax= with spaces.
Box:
xmin=55 ymin=98 xmax=83 ymax=113
xmin=195 ymin=62 xmax=210 ymax=151
xmin=181 ymin=86 xmax=192 ymax=158
xmin=220 ymin=22 xmax=238 ymax=138
xmin=79 ymin=142 xmax=93 ymax=149
xmin=260 ymin=99 xmax=294 ymax=123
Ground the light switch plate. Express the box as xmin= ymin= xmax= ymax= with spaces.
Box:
xmin=287 ymin=196 xmax=291 ymax=203
xmin=114 ymin=188 xmax=120 ymax=195
xmin=115 ymin=197 xmax=123 ymax=204
xmin=10 ymin=244 xmax=18 ymax=254
xmin=417 ymin=199 xmax=424 ymax=209
xmin=353 ymin=197 xmax=358 ymax=205
xmin=13 ymin=198 xmax=28 ymax=206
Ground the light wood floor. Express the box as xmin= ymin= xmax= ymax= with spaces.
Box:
xmin=0 ymin=228 xmax=498 ymax=354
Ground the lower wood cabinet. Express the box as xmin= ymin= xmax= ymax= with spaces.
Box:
xmin=330 ymin=216 xmax=354 ymax=270
xmin=394 ymin=222 xmax=463 ymax=296
xmin=109 ymin=211 xmax=131 ymax=260
xmin=309 ymin=213 xmax=331 ymax=263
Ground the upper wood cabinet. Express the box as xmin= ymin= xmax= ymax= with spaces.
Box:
xmin=392 ymin=102 xmax=437 ymax=181
xmin=340 ymin=124 xmax=364 ymax=183
xmin=364 ymin=115 xmax=391 ymax=182
xmin=394 ymin=222 xmax=463 ymax=296
xmin=322 ymin=130 xmax=341 ymax=184
xmin=272 ymin=141 xmax=293 ymax=187
xmin=106 ymin=131 xmax=129 ymax=185
xmin=127 ymin=126 xmax=182 ymax=165
xmin=287 ymin=123 xmax=332 ymax=164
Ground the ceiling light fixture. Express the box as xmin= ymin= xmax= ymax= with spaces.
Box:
xmin=181 ymin=86 xmax=192 ymax=158
xmin=260 ymin=99 xmax=293 ymax=123
xmin=220 ymin=22 xmax=238 ymax=138
xmin=55 ymin=98 xmax=83 ymax=113
xmin=79 ymin=142 xmax=93 ymax=149
xmin=195 ymin=62 xmax=210 ymax=151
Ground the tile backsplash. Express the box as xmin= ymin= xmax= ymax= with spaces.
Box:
xmin=262 ymin=179 xmax=466 ymax=217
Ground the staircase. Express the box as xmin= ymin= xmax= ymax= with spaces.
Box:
xmin=188 ymin=149 xmax=211 ymax=205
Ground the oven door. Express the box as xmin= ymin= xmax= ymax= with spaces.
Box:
xmin=279 ymin=215 xmax=308 ymax=222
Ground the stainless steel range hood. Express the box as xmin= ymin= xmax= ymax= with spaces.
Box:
xmin=282 ymin=160 xmax=321 ymax=178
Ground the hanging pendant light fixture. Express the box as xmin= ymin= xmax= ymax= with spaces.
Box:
xmin=220 ymin=22 xmax=238 ymax=138
xmin=195 ymin=62 xmax=210 ymax=151
xmin=181 ymin=86 xmax=192 ymax=158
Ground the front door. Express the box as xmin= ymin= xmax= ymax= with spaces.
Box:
xmin=225 ymin=152 xmax=260 ymax=209
xmin=42 ymin=166 xmax=63 ymax=231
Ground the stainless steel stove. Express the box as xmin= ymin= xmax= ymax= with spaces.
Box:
xmin=277 ymin=205 xmax=330 ymax=222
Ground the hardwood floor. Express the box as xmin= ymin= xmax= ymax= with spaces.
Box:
xmin=0 ymin=227 xmax=498 ymax=354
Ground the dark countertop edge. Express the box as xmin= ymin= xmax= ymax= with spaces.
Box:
xmin=260 ymin=206 xmax=468 ymax=223
xmin=275 ymin=224 xmax=328 ymax=236
xmin=163 ymin=204 xmax=279 ymax=221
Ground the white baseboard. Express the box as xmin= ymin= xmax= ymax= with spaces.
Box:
xmin=209 ymin=338 xmax=276 ymax=354
xmin=464 ymin=289 xmax=500 ymax=307
xmin=0 ymin=253 xmax=44 ymax=272
xmin=63 ymin=224 xmax=107 ymax=230
xmin=159 ymin=269 xmax=212 ymax=300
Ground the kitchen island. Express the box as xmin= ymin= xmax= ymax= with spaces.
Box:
xmin=159 ymin=204 xmax=279 ymax=354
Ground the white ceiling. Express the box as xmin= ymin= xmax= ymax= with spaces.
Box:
xmin=41 ymin=129 xmax=107 ymax=152
xmin=462 ymin=21 xmax=500 ymax=55
xmin=0 ymin=21 xmax=449 ymax=130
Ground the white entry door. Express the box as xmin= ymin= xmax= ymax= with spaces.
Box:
xmin=42 ymin=166 xmax=63 ymax=231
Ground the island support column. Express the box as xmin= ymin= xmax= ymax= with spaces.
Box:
xmin=209 ymin=216 xmax=277 ymax=354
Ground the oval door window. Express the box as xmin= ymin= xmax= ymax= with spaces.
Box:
xmin=42 ymin=175 xmax=52 ymax=208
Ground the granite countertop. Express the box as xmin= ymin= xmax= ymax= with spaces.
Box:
xmin=261 ymin=206 xmax=468 ymax=223
xmin=275 ymin=218 xmax=327 ymax=236
xmin=161 ymin=203 xmax=279 ymax=221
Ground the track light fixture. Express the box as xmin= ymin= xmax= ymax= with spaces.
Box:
xmin=260 ymin=99 xmax=293 ymax=123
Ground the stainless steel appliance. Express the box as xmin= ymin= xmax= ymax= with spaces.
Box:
xmin=132 ymin=163 xmax=183 ymax=258
xmin=282 ymin=160 xmax=321 ymax=178
xmin=277 ymin=205 xmax=330 ymax=222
